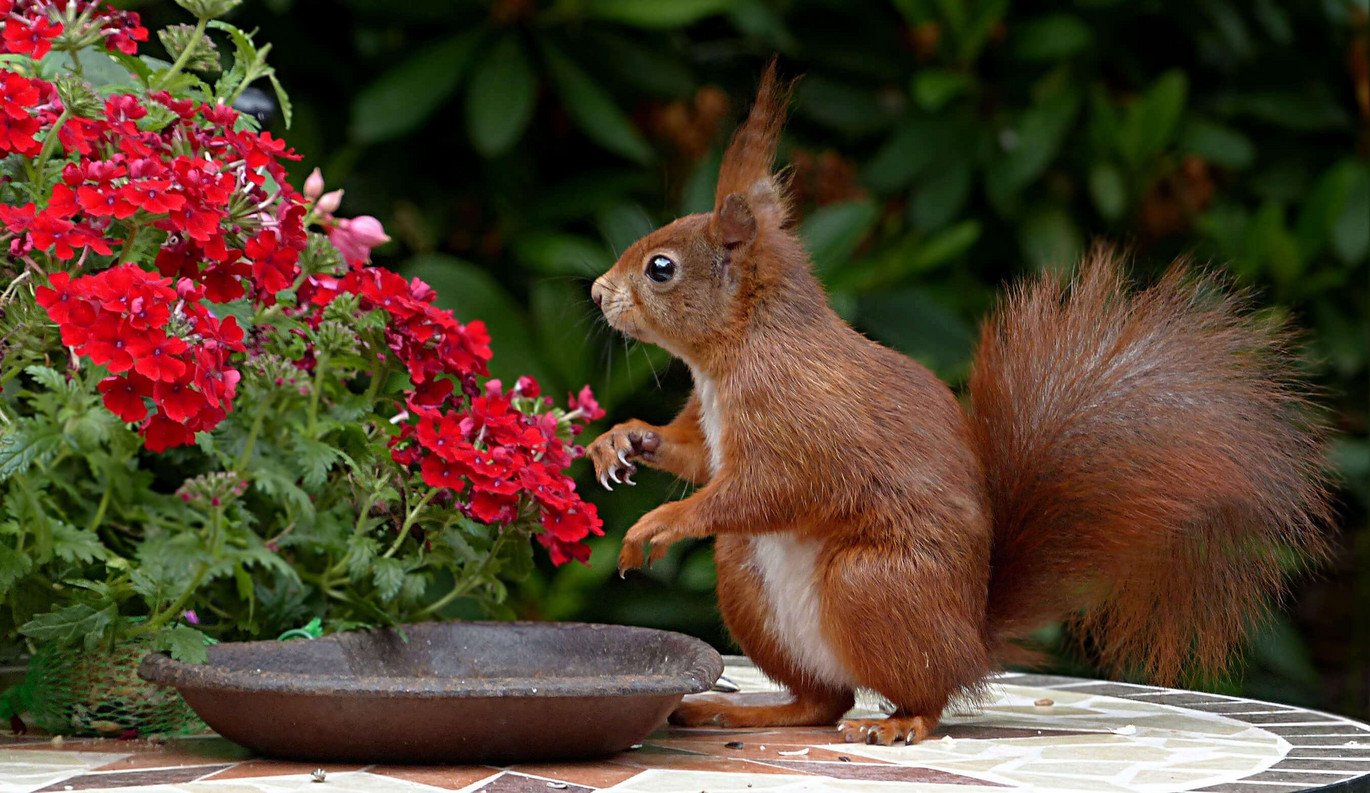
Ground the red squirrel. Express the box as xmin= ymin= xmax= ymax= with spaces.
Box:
xmin=586 ymin=64 xmax=1333 ymax=745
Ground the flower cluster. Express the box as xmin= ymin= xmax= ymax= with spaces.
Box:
xmin=0 ymin=79 xmax=306 ymax=302
xmin=34 ymin=263 xmax=245 ymax=450
xmin=1 ymin=0 xmax=147 ymax=60
xmin=297 ymin=261 xmax=604 ymax=565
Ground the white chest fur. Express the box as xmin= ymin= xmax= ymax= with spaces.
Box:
xmin=690 ymin=369 xmax=853 ymax=691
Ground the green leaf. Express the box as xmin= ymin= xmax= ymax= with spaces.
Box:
xmin=1018 ymin=205 xmax=1083 ymax=269
xmin=1088 ymin=162 xmax=1128 ymax=221
xmin=292 ymin=436 xmax=341 ymax=490
xmin=24 ymin=365 xmax=69 ymax=394
xmin=345 ymin=535 xmax=380 ymax=581
xmin=986 ymin=88 xmax=1081 ymax=200
xmin=800 ymin=199 xmax=879 ymax=278
xmin=1178 ymin=118 xmax=1255 ymax=170
xmin=1295 ymin=160 xmax=1360 ymax=262
xmin=0 ymin=422 xmax=64 ymax=481
xmin=50 ymin=522 xmax=108 ymax=564
xmin=266 ymin=71 xmax=292 ymax=128
xmin=910 ymin=161 xmax=971 ymax=232
xmin=513 ymin=233 xmax=610 ymax=277
xmin=0 ymin=542 xmax=32 ymax=593
xmin=584 ymin=0 xmax=732 ymax=28
xmin=372 ymin=557 xmax=405 ymax=602
xmin=1331 ymin=162 xmax=1370 ymax=266
xmin=542 ymin=43 xmax=653 ymax=163
xmin=19 ymin=602 xmax=116 ymax=651
xmin=1013 ymin=14 xmax=1093 ymax=61
xmin=796 ymin=76 xmax=893 ymax=137
xmin=856 ymin=287 xmax=974 ymax=378
xmin=350 ymin=29 xmax=484 ymax=143
xmin=466 ymin=35 xmax=537 ymax=157
xmin=911 ymin=70 xmax=970 ymax=111
xmin=1118 ymin=70 xmax=1187 ymax=166
xmin=153 ymin=625 xmax=212 ymax=664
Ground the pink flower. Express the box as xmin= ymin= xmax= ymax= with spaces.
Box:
xmin=328 ymin=215 xmax=389 ymax=264
xmin=316 ymin=189 xmax=343 ymax=215
xmin=183 ymin=610 xmax=200 ymax=625
xmin=567 ymin=385 xmax=604 ymax=421
xmin=303 ymin=167 xmax=324 ymax=200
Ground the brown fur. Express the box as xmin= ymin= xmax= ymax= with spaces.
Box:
xmin=585 ymin=66 xmax=1333 ymax=744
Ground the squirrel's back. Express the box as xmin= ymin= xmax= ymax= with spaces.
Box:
xmin=969 ymin=247 xmax=1333 ymax=682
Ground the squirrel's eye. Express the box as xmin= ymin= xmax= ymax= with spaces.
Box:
xmin=645 ymin=255 xmax=676 ymax=283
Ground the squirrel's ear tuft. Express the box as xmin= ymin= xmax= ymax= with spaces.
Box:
xmin=714 ymin=192 xmax=757 ymax=249
xmin=715 ymin=58 xmax=793 ymax=228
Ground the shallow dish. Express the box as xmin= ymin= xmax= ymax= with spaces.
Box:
xmin=138 ymin=621 xmax=722 ymax=764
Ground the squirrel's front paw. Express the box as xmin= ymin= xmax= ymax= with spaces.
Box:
xmin=618 ymin=504 xmax=689 ymax=576
xmin=587 ymin=422 xmax=661 ymax=490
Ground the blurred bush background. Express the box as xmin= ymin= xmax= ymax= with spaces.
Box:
xmin=133 ymin=0 xmax=1368 ymax=717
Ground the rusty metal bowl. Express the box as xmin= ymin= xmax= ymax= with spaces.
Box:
xmin=138 ymin=621 xmax=722 ymax=764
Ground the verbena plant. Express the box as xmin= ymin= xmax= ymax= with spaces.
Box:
xmin=0 ymin=0 xmax=604 ymax=666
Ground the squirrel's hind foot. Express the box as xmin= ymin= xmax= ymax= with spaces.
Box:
xmin=837 ymin=714 xmax=937 ymax=745
xmin=670 ymin=690 xmax=853 ymax=728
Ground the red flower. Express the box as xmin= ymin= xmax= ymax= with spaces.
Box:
xmin=2 ymin=17 xmax=62 ymax=59
xmin=77 ymin=184 xmax=138 ymax=218
xmin=567 ymin=385 xmax=605 ymax=421
xmin=141 ymin=412 xmax=195 ymax=452
xmin=153 ymin=378 xmax=206 ymax=422
xmin=98 ymin=374 xmax=153 ymax=422
xmin=126 ymin=333 xmax=187 ymax=382
xmin=420 ymin=456 xmax=465 ymax=490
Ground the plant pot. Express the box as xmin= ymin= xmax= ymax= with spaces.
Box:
xmin=15 ymin=636 xmax=204 ymax=738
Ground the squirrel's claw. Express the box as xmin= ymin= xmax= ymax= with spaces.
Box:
xmin=598 ymin=472 xmax=614 ymax=491
xmin=608 ymin=467 xmax=622 ymax=484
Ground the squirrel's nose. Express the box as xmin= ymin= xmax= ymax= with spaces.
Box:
xmin=591 ymin=279 xmax=607 ymax=309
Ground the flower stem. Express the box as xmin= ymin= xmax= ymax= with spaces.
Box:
xmin=160 ymin=16 xmax=208 ymax=86
xmin=139 ymin=562 xmax=209 ymax=634
xmin=382 ymin=489 xmax=436 ymax=559
xmin=115 ymin=224 xmax=141 ymax=263
xmin=68 ymin=49 xmax=84 ymax=78
xmin=236 ymin=395 xmax=272 ymax=471
xmin=306 ymin=354 xmax=329 ymax=434
xmin=84 ymin=483 xmax=111 ymax=535
xmin=32 ymin=110 xmax=71 ymax=190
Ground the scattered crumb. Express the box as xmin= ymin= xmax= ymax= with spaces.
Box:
xmin=50 ymin=736 xmax=63 ymax=748
xmin=838 ymin=756 xmax=852 ymax=762
xmin=941 ymin=735 xmax=955 ymax=747
xmin=758 ymin=745 xmax=766 ymax=750
xmin=1113 ymin=725 xmax=1137 ymax=736
xmin=778 ymin=748 xmax=809 ymax=756
xmin=546 ymin=784 xmax=567 ymax=790
xmin=311 ymin=768 xmax=326 ymax=783
xmin=629 ymin=744 xmax=643 ymax=750
xmin=1034 ymin=698 xmax=1054 ymax=707
xmin=724 ymin=741 xmax=745 ymax=749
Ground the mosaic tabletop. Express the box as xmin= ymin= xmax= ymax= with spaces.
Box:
xmin=2 ymin=657 xmax=1369 ymax=793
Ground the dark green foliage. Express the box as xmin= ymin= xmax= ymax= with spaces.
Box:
xmin=158 ymin=0 xmax=1367 ymax=716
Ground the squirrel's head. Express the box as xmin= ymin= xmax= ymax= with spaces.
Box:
xmin=591 ymin=61 xmax=800 ymax=368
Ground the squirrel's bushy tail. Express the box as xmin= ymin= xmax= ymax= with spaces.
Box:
xmin=969 ymin=246 xmax=1333 ymax=683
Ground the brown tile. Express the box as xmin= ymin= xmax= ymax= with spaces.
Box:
xmin=370 ymin=765 xmax=502 ymax=790
xmin=1243 ymin=769 xmax=1362 ymax=785
xmin=689 ymin=740 xmax=876 ymax=764
xmin=999 ymin=673 xmax=1087 ymax=687
xmin=1049 ymin=682 xmax=1163 ymax=696
xmin=471 ymin=772 xmax=593 ymax=793
xmin=1288 ymin=747 xmax=1370 ymax=760
xmin=505 ymin=762 xmax=643 ymax=788
xmin=758 ymin=760 xmax=1010 ymax=785
xmin=1194 ymin=785 xmax=1316 ymax=793
xmin=1187 ymin=701 xmax=1296 ymax=714
xmin=1266 ymin=724 xmax=1370 ymax=736
xmin=1272 ymin=758 xmax=1370 ymax=772
xmin=1236 ymin=711 xmax=1344 ymax=725
xmin=92 ymin=745 xmax=251 ymax=771
xmin=200 ymin=759 xmax=368 ymax=780
xmin=1127 ymin=691 xmax=1232 ymax=705
xmin=608 ymin=752 xmax=792 ymax=775
xmin=34 ymin=764 xmax=230 ymax=790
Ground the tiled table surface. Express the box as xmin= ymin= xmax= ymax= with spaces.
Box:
xmin=2 ymin=658 xmax=1369 ymax=793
